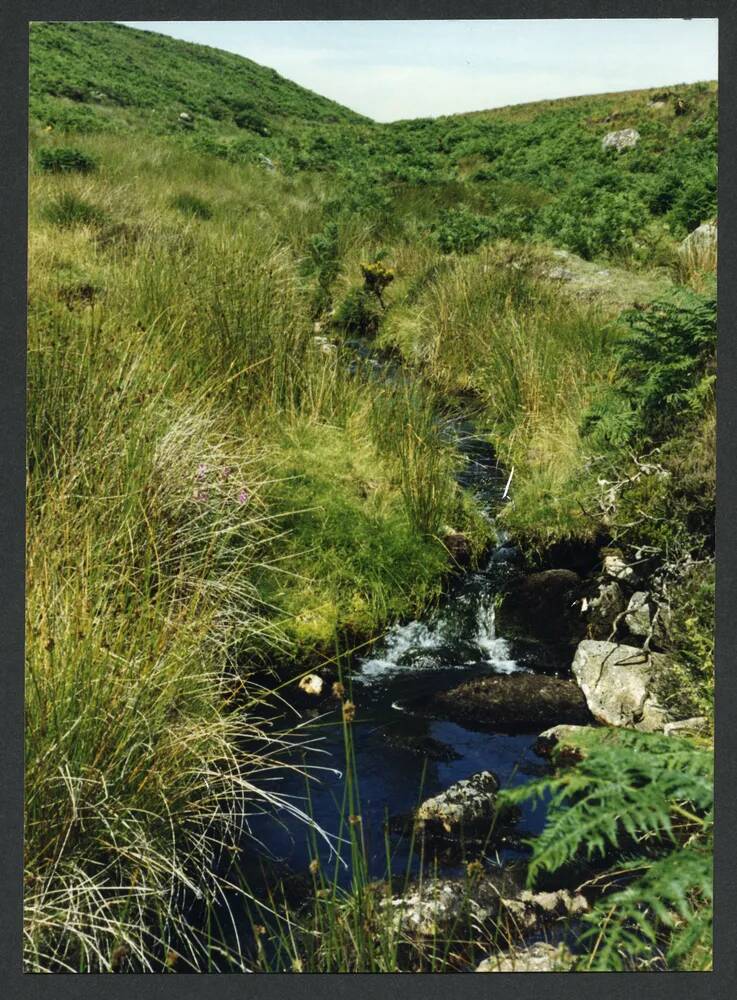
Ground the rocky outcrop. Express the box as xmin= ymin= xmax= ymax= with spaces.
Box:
xmin=572 ymin=640 xmax=673 ymax=731
xmin=477 ymin=941 xmax=574 ymax=972
xmin=415 ymin=772 xmax=499 ymax=834
xmin=601 ymin=127 xmax=640 ymax=151
xmin=602 ymin=549 xmax=641 ymax=585
xmin=411 ymin=672 xmax=593 ymax=734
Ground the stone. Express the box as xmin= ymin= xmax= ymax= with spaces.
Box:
xmin=499 ymin=888 xmax=589 ymax=931
xmin=258 ymin=154 xmax=276 ymax=172
xmin=664 ymin=716 xmax=709 ymax=738
xmin=585 ymin=580 xmax=626 ymax=639
xmin=625 ymin=591 xmax=652 ymax=637
xmin=411 ymin=672 xmax=593 ymax=734
xmin=547 ymin=266 xmax=575 ymax=281
xmin=382 ymin=869 xmax=521 ymax=938
xmin=533 ymin=723 xmax=592 ymax=760
xmin=477 ymin=941 xmax=573 ymax=973
xmin=602 ymin=550 xmax=640 ymax=585
xmin=384 ymin=731 xmax=461 ymax=761
xmin=298 ymin=674 xmax=323 ymax=696
xmin=415 ymin=771 xmax=499 ymax=834
xmin=601 ymin=128 xmax=640 ymax=151
xmin=442 ymin=530 xmax=472 ymax=568
xmin=681 ymin=221 xmax=717 ymax=255
xmin=572 ymin=640 xmax=673 ymax=731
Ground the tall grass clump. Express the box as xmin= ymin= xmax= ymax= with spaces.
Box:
xmin=25 ymin=225 xmax=322 ymax=970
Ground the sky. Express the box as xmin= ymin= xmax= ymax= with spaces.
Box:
xmin=120 ymin=19 xmax=718 ymax=122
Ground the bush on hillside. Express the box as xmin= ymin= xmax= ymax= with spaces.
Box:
xmin=36 ymin=146 xmax=98 ymax=173
xmin=434 ymin=206 xmax=494 ymax=254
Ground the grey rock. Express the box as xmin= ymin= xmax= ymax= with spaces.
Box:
xmin=547 ymin=266 xmax=575 ymax=281
xmin=572 ymin=640 xmax=673 ymax=731
xmin=625 ymin=591 xmax=652 ymax=637
xmin=258 ymin=154 xmax=276 ymax=172
xmin=664 ymin=716 xmax=709 ymax=738
xmin=499 ymin=888 xmax=589 ymax=931
xmin=381 ymin=871 xmax=518 ymax=938
xmin=601 ymin=128 xmax=640 ymax=151
xmin=477 ymin=941 xmax=573 ymax=973
xmin=533 ymin=723 xmax=592 ymax=759
xmin=416 ymin=772 xmax=499 ymax=833
xmin=585 ymin=580 xmax=626 ymax=639
xmin=681 ymin=221 xmax=717 ymax=254
xmin=603 ymin=550 xmax=640 ymax=585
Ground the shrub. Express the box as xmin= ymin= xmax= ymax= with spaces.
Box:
xmin=502 ymin=728 xmax=713 ymax=971
xmin=434 ymin=206 xmax=494 ymax=254
xmin=41 ymin=192 xmax=108 ymax=228
xmin=234 ymin=108 xmax=270 ymax=135
xmin=581 ymin=290 xmax=716 ymax=449
xmin=169 ymin=191 xmax=214 ymax=219
xmin=334 ymin=287 xmax=382 ymax=337
xmin=36 ymin=146 xmax=98 ymax=173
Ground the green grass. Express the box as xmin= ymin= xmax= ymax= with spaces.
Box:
xmin=26 ymin=20 xmax=717 ymax=972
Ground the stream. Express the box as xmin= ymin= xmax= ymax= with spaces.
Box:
xmin=239 ymin=411 xmax=557 ymax=892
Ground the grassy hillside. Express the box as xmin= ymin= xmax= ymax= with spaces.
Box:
xmin=26 ymin=21 xmax=716 ymax=973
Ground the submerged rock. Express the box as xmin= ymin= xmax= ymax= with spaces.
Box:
xmin=498 ymin=568 xmax=584 ymax=645
xmin=415 ymin=771 xmax=499 ymax=834
xmin=442 ymin=530 xmax=472 ymax=568
xmin=383 ymin=730 xmax=461 ymax=761
xmin=572 ymin=640 xmax=673 ymax=731
xmin=411 ymin=673 xmax=593 ymax=733
xmin=477 ymin=941 xmax=574 ymax=973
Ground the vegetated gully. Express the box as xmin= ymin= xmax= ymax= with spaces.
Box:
xmin=238 ymin=346 xmax=559 ymax=900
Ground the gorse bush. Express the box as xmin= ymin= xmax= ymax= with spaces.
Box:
xmin=502 ymin=729 xmax=713 ymax=971
xmin=36 ymin=146 xmax=98 ymax=173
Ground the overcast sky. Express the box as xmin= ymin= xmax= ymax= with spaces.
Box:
xmin=120 ymin=19 xmax=718 ymax=122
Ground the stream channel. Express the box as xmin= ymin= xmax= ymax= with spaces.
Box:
xmin=237 ymin=348 xmax=561 ymax=905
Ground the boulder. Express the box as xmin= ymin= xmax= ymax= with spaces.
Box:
xmin=625 ymin=591 xmax=652 ymax=637
xmin=415 ymin=771 xmax=499 ymax=834
xmin=601 ymin=127 xmax=640 ymax=151
xmin=258 ymin=154 xmax=276 ymax=172
xmin=681 ymin=221 xmax=717 ymax=255
xmin=477 ymin=941 xmax=573 ymax=973
xmin=498 ymin=568 xmax=584 ymax=644
xmin=384 ymin=730 xmax=461 ymax=762
xmin=411 ymin=672 xmax=593 ymax=734
xmin=572 ymin=640 xmax=673 ymax=731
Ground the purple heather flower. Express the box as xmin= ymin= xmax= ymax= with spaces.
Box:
xmin=221 ymin=466 xmax=233 ymax=481
xmin=196 ymin=464 xmax=207 ymax=482
xmin=237 ymin=488 xmax=250 ymax=505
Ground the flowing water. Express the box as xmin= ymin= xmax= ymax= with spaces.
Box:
xmin=241 ymin=416 xmax=557 ymax=888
